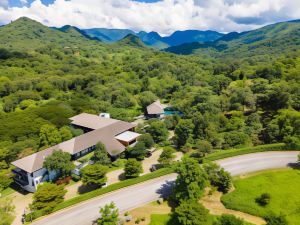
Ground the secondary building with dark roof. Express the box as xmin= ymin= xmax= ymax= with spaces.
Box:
xmin=12 ymin=113 xmax=140 ymax=192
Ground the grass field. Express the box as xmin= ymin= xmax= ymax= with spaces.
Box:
xmin=149 ymin=214 xmax=173 ymax=225
xmin=221 ymin=169 xmax=300 ymax=224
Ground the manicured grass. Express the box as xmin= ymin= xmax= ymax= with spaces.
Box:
xmin=149 ymin=214 xmax=173 ymax=225
xmin=203 ymin=143 xmax=287 ymax=162
xmin=221 ymin=169 xmax=300 ymax=224
xmin=0 ymin=187 xmax=15 ymax=197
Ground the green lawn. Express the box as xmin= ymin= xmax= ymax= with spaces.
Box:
xmin=0 ymin=187 xmax=15 ymax=197
xmin=221 ymin=169 xmax=300 ymax=224
xmin=149 ymin=214 xmax=173 ymax=225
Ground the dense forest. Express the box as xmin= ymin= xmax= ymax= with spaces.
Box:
xmin=0 ymin=17 xmax=299 ymax=191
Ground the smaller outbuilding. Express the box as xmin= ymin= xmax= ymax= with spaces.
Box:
xmin=146 ymin=100 xmax=165 ymax=119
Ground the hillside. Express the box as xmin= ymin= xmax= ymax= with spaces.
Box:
xmin=116 ymin=34 xmax=147 ymax=48
xmin=83 ymin=28 xmax=135 ymax=42
xmin=166 ymin=20 xmax=300 ymax=58
xmin=0 ymin=17 xmax=101 ymax=50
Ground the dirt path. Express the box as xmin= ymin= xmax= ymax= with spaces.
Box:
xmin=126 ymin=202 xmax=171 ymax=225
xmin=11 ymin=192 xmax=33 ymax=225
xmin=201 ymin=189 xmax=265 ymax=225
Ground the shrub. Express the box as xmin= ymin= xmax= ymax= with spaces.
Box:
xmin=265 ymin=213 xmax=288 ymax=225
xmin=256 ymin=193 xmax=271 ymax=206
xmin=214 ymin=214 xmax=244 ymax=225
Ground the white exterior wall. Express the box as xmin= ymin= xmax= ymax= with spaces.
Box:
xmin=20 ymin=168 xmax=46 ymax=192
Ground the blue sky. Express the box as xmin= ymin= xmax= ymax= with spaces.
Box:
xmin=1 ymin=0 xmax=299 ymax=35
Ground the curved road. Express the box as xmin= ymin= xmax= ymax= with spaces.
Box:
xmin=31 ymin=151 xmax=299 ymax=225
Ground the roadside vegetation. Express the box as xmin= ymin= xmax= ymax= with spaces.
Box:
xmin=221 ymin=169 xmax=300 ymax=224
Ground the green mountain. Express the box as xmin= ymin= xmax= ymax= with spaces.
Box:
xmin=84 ymin=28 xmax=135 ymax=42
xmin=166 ymin=20 xmax=300 ymax=58
xmin=0 ymin=17 xmax=100 ymax=50
xmin=115 ymin=34 xmax=147 ymax=48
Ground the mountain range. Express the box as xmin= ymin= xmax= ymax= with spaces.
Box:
xmin=1 ymin=17 xmax=300 ymax=60
xmin=83 ymin=28 xmax=224 ymax=49
xmin=165 ymin=19 xmax=300 ymax=58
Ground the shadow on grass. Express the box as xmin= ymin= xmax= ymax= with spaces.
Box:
xmin=118 ymin=172 xmax=126 ymax=181
xmin=288 ymin=162 xmax=300 ymax=169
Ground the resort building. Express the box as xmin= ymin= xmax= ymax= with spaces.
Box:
xmin=146 ymin=100 xmax=165 ymax=119
xmin=11 ymin=113 xmax=140 ymax=192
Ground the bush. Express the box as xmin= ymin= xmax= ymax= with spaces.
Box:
xmin=71 ymin=174 xmax=81 ymax=182
xmin=204 ymin=143 xmax=287 ymax=162
xmin=265 ymin=213 xmax=288 ymax=225
xmin=124 ymin=158 xmax=143 ymax=178
xmin=213 ymin=214 xmax=244 ymax=225
xmin=256 ymin=193 xmax=271 ymax=206
xmin=204 ymin=163 xmax=232 ymax=193
xmin=138 ymin=134 xmax=154 ymax=149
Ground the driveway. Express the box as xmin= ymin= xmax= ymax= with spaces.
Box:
xmin=20 ymin=151 xmax=300 ymax=225
xmin=216 ymin=151 xmax=299 ymax=176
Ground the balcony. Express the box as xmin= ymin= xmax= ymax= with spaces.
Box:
xmin=13 ymin=169 xmax=29 ymax=186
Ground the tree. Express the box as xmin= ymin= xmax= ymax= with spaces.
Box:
xmin=126 ymin=141 xmax=147 ymax=160
xmin=81 ymin=164 xmax=108 ymax=187
xmin=158 ymin=146 xmax=176 ymax=167
xmin=93 ymin=142 xmax=111 ymax=166
xmin=43 ymin=150 xmax=75 ymax=179
xmin=213 ymin=214 xmax=244 ymax=225
xmin=30 ymin=183 xmax=66 ymax=212
xmin=146 ymin=121 xmax=169 ymax=143
xmin=0 ymin=174 xmax=12 ymax=192
xmin=39 ymin=124 xmax=62 ymax=148
xmin=137 ymin=134 xmax=154 ymax=149
xmin=59 ymin=126 xmax=73 ymax=141
xmin=0 ymin=198 xmax=15 ymax=225
xmin=97 ymin=202 xmax=119 ymax=225
xmin=138 ymin=91 xmax=157 ymax=112
xmin=203 ymin=163 xmax=232 ymax=193
xmin=124 ymin=158 xmax=143 ymax=178
xmin=174 ymin=201 xmax=209 ymax=225
xmin=265 ymin=213 xmax=288 ymax=225
xmin=195 ymin=140 xmax=213 ymax=154
xmin=172 ymin=158 xmax=207 ymax=203
xmin=175 ymin=119 xmax=195 ymax=148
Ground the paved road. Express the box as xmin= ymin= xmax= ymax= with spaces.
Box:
xmin=31 ymin=151 xmax=299 ymax=225
xmin=216 ymin=151 xmax=299 ymax=176
xmin=31 ymin=174 xmax=177 ymax=225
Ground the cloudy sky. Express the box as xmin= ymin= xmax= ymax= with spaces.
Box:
xmin=0 ymin=0 xmax=299 ymax=35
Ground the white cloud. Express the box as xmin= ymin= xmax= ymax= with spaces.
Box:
xmin=20 ymin=0 xmax=28 ymax=4
xmin=0 ymin=0 xmax=299 ymax=35
xmin=0 ymin=0 xmax=8 ymax=7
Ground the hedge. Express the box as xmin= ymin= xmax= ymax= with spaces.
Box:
xmin=203 ymin=143 xmax=288 ymax=162
xmin=26 ymin=167 xmax=174 ymax=222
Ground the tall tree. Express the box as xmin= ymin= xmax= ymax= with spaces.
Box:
xmin=39 ymin=124 xmax=62 ymax=148
xmin=175 ymin=119 xmax=195 ymax=148
xmin=158 ymin=146 xmax=176 ymax=167
xmin=146 ymin=120 xmax=169 ymax=143
xmin=93 ymin=142 xmax=111 ymax=166
xmin=172 ymin=158 xmax=207 ymax=203
xmin=174 ymin=201 xmax=209 ymax=225
xmin=30 ymin=183 xmax=66 ymax=212
xmin=97 ymin=202 xmax=119 ymax=225
xmin=43 ymin=150 xmax=75 ymax=179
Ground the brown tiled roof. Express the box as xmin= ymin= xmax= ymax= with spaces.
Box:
xmin=147 ymin=100 xmax=164 ymax=115
xmin=12 ymin=114 xmax=137 ymax=173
